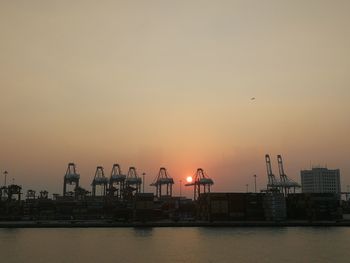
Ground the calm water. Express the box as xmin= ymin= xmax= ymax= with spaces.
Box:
xmin=0 ymin=227 xmax=349 ymax=263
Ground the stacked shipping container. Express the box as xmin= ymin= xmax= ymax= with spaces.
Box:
xmin=198 ymin=193 xmax=266 ymax=221
xmin=286 ymin=193 xmax=341 ymax=221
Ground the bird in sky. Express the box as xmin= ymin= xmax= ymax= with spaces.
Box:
xmin=251 ymin=97 xmax=256 ymax=101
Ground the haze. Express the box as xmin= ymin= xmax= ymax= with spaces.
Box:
xmin=0 ymin=0 xmax=349 ymax=196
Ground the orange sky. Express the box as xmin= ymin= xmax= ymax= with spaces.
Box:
xmin=0 ymin=1 xmax=349 ymax=196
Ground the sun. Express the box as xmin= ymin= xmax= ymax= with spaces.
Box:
xmin=186 ymin=176 xmax=193 ymax=183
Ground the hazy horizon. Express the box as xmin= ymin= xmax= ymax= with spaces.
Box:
xmin=0 ymin=0 xmax=349 ymax=196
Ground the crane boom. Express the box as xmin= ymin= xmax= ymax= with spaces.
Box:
xmin=265 ymin=154 xmax=273 ymax=176
xmin=265 ymin=154 xmax=279 ymax=190
xmin=277 ymin=155 xmax=287 ymax=182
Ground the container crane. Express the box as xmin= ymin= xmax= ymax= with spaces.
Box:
xmin=109 ymin=164 xmax=126 ymax=199
xmin=185 ymin=168 xmax=214 ymax=201
xmin=124 ymin=167 xmax=142 ymax=199
xmin=91 ymin=166 xmax=108 ymax=196
xmin=265 ymin=154 xmax=280 ymax=191
xmin=63 ymin=163 xmax=80 ymax=196
xmin=277 ymin=155 xmax=300 ymax=195
xmin=150 ymin=167 xmax=174 ymax=199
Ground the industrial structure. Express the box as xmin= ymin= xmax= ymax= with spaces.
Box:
xmin=277 ymin=155 xmax=300 ymax=194
xmin=265 ymin=154 xmax=280 ymax=191
xmin=26 ymin=190 xmax=36 ymax=200
xmin=265 ymin=154 xmax=300 ymax=195
xmin=63 ymin=163 xmax=80 ymax=197
xmin=5 ymin=184 xmax=22 ymax=201
xmin=185 ymin=168 xmax=214 ymax=200
xmin=124 ymin=167 xmax=142 ymax=199
xmin=3 ymin=171 xmax=8 ymax=186
xmin=301 ymin=167 xmax=341 ymax=194
xmin=91 ymin=166 xmax=108 ymax=196
xmin=108 ymin=164 xmax=126 ymax=199
xmin=150 ymin=167 xmax=174 ymax=199
xmin=0 ymin=157 xmax=347 ymax=223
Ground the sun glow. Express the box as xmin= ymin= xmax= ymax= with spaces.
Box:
xmin=186 ymin=176 xmax=193 ymax=183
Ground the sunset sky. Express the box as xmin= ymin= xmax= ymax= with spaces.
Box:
xmin=0 ymin=0 xmax=349 ymax=196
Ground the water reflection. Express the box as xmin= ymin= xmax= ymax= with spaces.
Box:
xmin=0 ymin=228 xmax=349 ymax=263
xmin=197 ymin=227 xmax=289 ymax=237
xmin=133 ymin=227 xmax=154 ymax=237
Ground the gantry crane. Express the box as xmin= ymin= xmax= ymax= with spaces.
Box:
xmin=185 ymin=168 xmax=214 ymax=201
xmin=63 ymin=163 xmax=80 ymax=196
xmin=108 ymin=164 xmax=126 ymax=199
xmin=265 ymin=154 xmax=280 ymax=191
xmin=91 ymin=166 xmax=108 ymax=196
xmin=277 ymin=155 xmax=300 ymax=195
xmin=124 ymin=167 xmax=142 ymax=199
xmin=150 ymin=167 xmax=174 ymax=199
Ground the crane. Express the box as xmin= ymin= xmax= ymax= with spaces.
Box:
xmin=91 ymin=166 xmax=108 ymax=196
xmin=265 ymin=154 xmax=280 ymax=191
xmin=185 ymin=168 xmax=214 ymax=201
xmin=150 ymin=167 xmax=174 ymax=199
xmin=108 ymin=164 xmax=126 ymax=199
xmin=277 ymin=155 xmax=300 ymax=195
xmin=124 ymin=167 xmax=142 ymax=199
xmin=63 ymin=163 xmax=80 ymax=197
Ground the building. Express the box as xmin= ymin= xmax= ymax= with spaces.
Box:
xmin=301 ymin=168 xmax=341 ymax=194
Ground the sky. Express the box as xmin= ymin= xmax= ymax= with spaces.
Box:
xmin=0 ymin=0 xmax=349 ymax=196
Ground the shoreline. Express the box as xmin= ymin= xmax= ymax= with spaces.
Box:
xmin=1 ymin=220 xmax=350 ymax=228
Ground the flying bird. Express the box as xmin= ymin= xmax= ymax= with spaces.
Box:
xmin=251 ymin=97 xmax=256 ymax=101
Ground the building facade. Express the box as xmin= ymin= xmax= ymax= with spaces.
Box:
xmin=301 ymin=168 xmax=341 ymax=194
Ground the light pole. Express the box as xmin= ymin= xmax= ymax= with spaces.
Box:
xmin=179 ymin=180 xmax=182 ymax=197
xmin=142 ymin=173 xmax=145 ymax=193
xmin=254 ymin=174 xmax=257 ymax=193
xmin=3 ymin=171 xmax=8 ymax=186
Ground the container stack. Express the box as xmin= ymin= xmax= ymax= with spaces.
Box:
xmin=198 ymin=193 xmax=266 ymax=221
xmin=133 ymin=193 xmax=155 ymax=221
xmin=286 ymin=193 xmax=341 ymax=221
xmin=263 ymin=193 xmax=287 ymax=221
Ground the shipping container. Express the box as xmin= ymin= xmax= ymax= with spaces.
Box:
xmin=263 ymin=193 xmax=286 ymax=221
xmin=287 ymin=193 xmax=341 ymax=221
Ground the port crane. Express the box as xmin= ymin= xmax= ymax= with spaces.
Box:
xmin=124 ymin=167 xmax=142 ymax=199
xmin=265 ymin=154 xmax=280 ymax=191
xmin=63 ymin=163 xmax=80 ymax=196
xmin=185 ymin=168 xmax=214 ymax=201
xmin=150 ymin=167 xmax=174 ymax=199
xmin=91 ymin=166 xmax=108 ymax=196
xmin=108 ymin=164 xmax=126 ymax=199
xmin=277 ymin=155 xmax=300 ymax=195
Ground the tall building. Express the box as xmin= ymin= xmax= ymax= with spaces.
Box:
xmin=301 ymin=168 xmax=341 ymax=194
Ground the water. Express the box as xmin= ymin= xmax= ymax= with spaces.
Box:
xmin=0 ymin=227 xmax=349 ymax=263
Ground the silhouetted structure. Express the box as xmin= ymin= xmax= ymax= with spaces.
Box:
xmin=185 ymin=168 xmax=213 ymax=200
xmin=265 ymin=154 xmax=280 ymax=191
xmin=3 ymin=171 xmax=8 ymax=186
xmin=124 ymin=167 xmax=142 ymax=200
xmin=74 ymin=186 xmax=90 ymax=200
xmin=150 ymin=167 xmax=174 ymax=198
xmin=91 ymin=166 xmax=108 ymax=196
xmin=0 ymin=161 xmax=345 ymax=223
xmin=108 ymin=164 xmax=126 ymax=199
xmin=277 ymin=155 xmax=300 ymax=194
xmin=7 ymin=184 xmax=22 ymax=201
xmin=63 ymin=163 xmax=80 ymax=196
xmin=26 ymin=190 xmax=36 ymax=200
